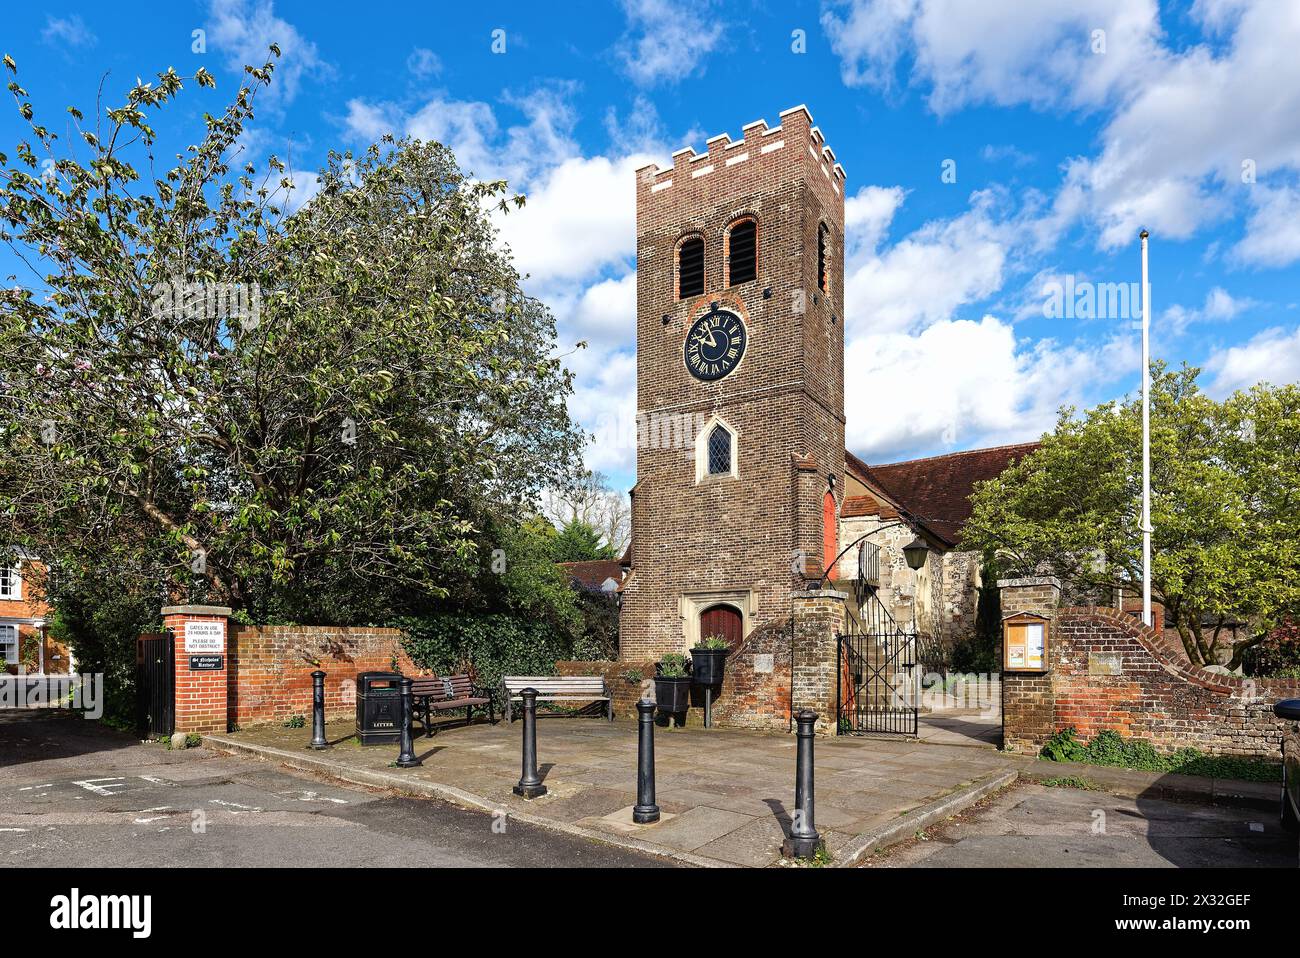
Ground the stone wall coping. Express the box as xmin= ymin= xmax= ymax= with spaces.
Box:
xmin=161 ymin=604 xmax=232 ymax=617
xmin=797 ymin=589 xmax=849 ymax=600
xmin=229 ymin=624 xmax=403 ymax=635
xmin=996 ymin=576 xmax=1061 ymax=590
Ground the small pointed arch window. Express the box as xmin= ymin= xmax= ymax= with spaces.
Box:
xmin=707 ymin=423 xmax=733 ymax=475
xmin=726 ymin=217 xmax=757 ymax=286
xmin=696 ymin=416 xmax=737 ymax=482
xmin=678 ymin=235 xmax=705 ymax=299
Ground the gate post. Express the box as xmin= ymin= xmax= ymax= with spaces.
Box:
xmin=791 ymin=589 xmax=847 ymax=736
xmin=997 ymin=577 xmax=1060 ymax=753
xmin=161 ymin=605 xmax=231 ymax=736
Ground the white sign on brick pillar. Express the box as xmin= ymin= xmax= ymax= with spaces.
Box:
xmin=184 ymin=621 xmax=224 ymax=653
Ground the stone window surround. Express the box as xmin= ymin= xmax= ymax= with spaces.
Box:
xmin=678 ymin=588 xmax=755 ymax=652
xmin=694 ymin=415 xmax=739 ymax=484
xmin=0 ymin=562 xmax=21 ymax=601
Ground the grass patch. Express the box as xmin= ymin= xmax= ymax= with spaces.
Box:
xmin=1040 ymin=728 xmax=1281 ymax=782
xmin=1038 ymin=775 xmax=1100 ymax=790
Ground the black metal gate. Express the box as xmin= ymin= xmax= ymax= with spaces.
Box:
xmin=137 ymin=632 xmax=174 ymax=737
xmin=837 ymin=544 xmax=918 ymax=736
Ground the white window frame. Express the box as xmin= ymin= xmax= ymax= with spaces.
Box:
xmin=695 ymin=416 xmax=739 ymax=484
xmin=0 ymin=624 xmax=17 ymax=665
xmin=0 ymin=563 xmax=21 ymax=601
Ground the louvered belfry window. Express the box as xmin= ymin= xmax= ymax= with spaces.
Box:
xmin=707 ymin=424 xmax=732 ymax=475
xmin=678 ymin=236 xmax=705 ymax=299
xmin=728 ymin=219 xmax=757 ymax=285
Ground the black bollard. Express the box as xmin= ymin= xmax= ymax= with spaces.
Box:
xmin=781 ymin=709 xmax=821 ymax=859
xmin=512 ymin=687 xmax=547 ymax=798
xmin=395 ymin=676 xmax=422 ymax=768
xmin=309 ymin=670 xmax=327 ymax=749
xmin=632 ymin=698 xmax=660 ymax=824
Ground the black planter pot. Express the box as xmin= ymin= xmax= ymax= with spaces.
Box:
xmin=690 ymin=648 xmax=728 ymax=686
xmin=654 ymin=676 xmax=692 ymax=714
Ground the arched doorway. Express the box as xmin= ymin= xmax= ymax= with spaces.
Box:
xmin=699 ymin=603 xmax=743 ymax=647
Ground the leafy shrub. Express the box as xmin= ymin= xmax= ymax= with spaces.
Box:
xmin=283 ymin=714 xmax=306 ymax=729
xmin=1040 ymin=727 xmax=1281 ymax=781
xmin=1041 ymin=727 xmax=1086 ymax=762
xmin=694 ymin=634 xmax=728 ymax=650
xmin=397 ymin=612 xmax=582 ymax=694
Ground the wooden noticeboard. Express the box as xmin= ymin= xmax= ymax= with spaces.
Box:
xmin=1003 ymin=613 xmax=1049 ymax=672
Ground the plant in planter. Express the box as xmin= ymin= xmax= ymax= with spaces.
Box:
xmin=653 ymin=653 xmax=693 ymax=714
xmin=691 ymin=634 xmax=729 ymax=686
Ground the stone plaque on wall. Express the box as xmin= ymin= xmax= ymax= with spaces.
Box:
xmin=754 ymin=654 xmax=774 ymax=674
xmin=1088 ymin=652 xmax=1122 ymax=676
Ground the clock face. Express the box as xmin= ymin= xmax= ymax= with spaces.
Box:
xmin=684 ymin=306 xmax=747 ymax=382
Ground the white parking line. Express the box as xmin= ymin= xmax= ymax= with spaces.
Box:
xmin=73 ymin=778 xmax=127 ymax=796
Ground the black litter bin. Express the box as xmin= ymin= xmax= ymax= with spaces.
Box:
xmin=356 ymin=671 xmax=404 ymax=745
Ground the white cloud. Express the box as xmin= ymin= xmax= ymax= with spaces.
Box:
xmin=1205 ymin=324 xmax=1300 ymax=395
xmin=206 ymin=0 xmax=330 ymax=109
xmin=820 ymin=0 xmax=1163 ymax=114
xmin=1233 ymin=184 xmax=1300 ymax=268
xmin=42 ymin=15 xmax=97 ymax=49
xmin=1162 ymin=285 xmax=1256 ymax=336
xmin=617 ymin=0 xmax=724 ymax=86
xmin=844 ymin=188 xmax=1015 ymax=334
xmin=1056 ymin=2 xmax=1300 ymax=250
xmin=845 ymin=315 xmax=1127 ymax=459
xmin=496 ymin=154 xmax=654 ymax=285
xmin=342 ymin=83 xmax=580 ymax=189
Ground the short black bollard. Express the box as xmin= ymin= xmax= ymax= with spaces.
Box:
xmin=395 ymin=676 xmax=422 ymax=768
xmin=512 ymin=687 xmax=547 ymax=798
xmin=781 ymin=709 xmax=821 ymax=859
xmin=309 ymin=670 xmax=327 ymax=750
xmin=633 ymin=698 xmax=660 ymax=824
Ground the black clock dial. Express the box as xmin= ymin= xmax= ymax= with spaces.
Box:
xmin=684 ymin=307 xmax=747 ymax=382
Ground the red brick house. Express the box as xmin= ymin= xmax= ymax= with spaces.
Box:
xmin=0 ymin=555 xmax=70 ymax=674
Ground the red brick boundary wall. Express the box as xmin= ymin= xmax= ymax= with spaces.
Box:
xmin=157 ymin=605 xmax=415 ymax=734
xmin=228 ymin=624 xmax=414 ymax=728
xmin=1000 ymin=580 xmax=1300 ymax=757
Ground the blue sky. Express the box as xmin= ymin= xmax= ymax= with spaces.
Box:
xmin=5 ymin=1 xmax=1300 ymax=496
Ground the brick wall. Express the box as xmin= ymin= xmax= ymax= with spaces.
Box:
xmin=228 ymin=624 xmax=415 ymax=728
xmin=999 ymin=580 xmax=1300 ymax=758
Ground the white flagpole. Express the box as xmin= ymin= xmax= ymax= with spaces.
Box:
xmin=1139 ymin=229 xmax=1152 ymax=627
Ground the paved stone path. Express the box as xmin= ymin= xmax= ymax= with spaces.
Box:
xmin=217 ymin=715 xmax=1013 ymax=866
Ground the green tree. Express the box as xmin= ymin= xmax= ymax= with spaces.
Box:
xmin=0 ymin=51 xmax=584 ymax=622
xmin=964 ymin=365 xmax=1300 ymax=669
xmin=551 ymin=518 xmax=616 ymax=562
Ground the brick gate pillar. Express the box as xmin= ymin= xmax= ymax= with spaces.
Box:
xmin=162 ymin=604 xmax=232 ymax=735
xmin=997 ymin=577 xmax=1060 ymax=753
xmin=792 ymin=589 xmax=847 ymax=736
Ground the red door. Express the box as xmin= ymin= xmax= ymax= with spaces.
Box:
xmin=699 ymin=604 xmax=743 ymax=648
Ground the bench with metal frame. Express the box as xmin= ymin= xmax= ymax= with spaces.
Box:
xmin=409 ymin=674 xmax=496 ymax=737
xmin=501 ymin=675 xmax=613 ymax=723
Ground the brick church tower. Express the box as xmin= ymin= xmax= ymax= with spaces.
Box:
xmin=619 ymin=105 xmax=847 ymax=663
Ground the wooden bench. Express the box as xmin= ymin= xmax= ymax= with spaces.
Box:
xmin=409 ymin=674 xmax=496 ymax=737
xmin=501 ymin=675 xmax=613 ymax=723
